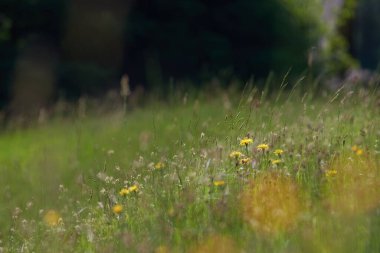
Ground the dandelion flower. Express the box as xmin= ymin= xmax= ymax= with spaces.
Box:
xmin=154 ymin=162 xmax=165 ymax=170
xmin=240 ymin=158 xmax=251 ymax=165
xmin=213 ymin=180 xmax=225 ymax=186
xmin=112 ymin=204 xmax=123 ymax=214
xmin=257 ymin=144 xmax=269 ymax=151
xmin=274 ymin=149 xmax=284 ymax=155
xmin=119 ymin=188 xmax=130 ymax=196
xmin=325 ymin=169 xmax=338 ymax=178
xmin=355 ymin=149 xmax=363 ymax=155
xmin=240 ymin=138 xmax=253 ymax=146
xmin=43 ymin=210 xmax=62 ymax=226
xmin=229 ymin=151 xmax=243 ymax=159
xmin=271 ymin=159 xmax=282 ymax=165
xmin=352 ymin=145 xmax=363 ymax=155
xmin=128 ymin=185 xmax=138 ymax=192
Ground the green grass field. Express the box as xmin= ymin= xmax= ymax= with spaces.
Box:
xmin=1 ymin=86 xmax=379 ymax=252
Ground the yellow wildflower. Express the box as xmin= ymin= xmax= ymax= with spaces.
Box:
xmin=120 ymin=185 xmax=138 ymax=196
xmin=155 ymin=162 xmax=165 ymax=170
xmin=128 ymin=185 xmax=138 ymax=192
xmin=356 ymin=149 xmax=363 ymax=155
xmin=352 ymin=145 xmax=364 ymax=155
xmin=229 ymin=151 xmax=243 ymax=159
xmin=112 ymin=204 xmax=123 ymax=214
xmin=119 ymin=188 xmax=130 ymax=196
xmin=43 ymin=210 xmax=62 ymax=226
xmin=240 ymin=138 xmax=253 ymax=146
xmin=213 ymin=180 xmax=225 ymax=186
xmin=271 ymin=159 xmax=282 ymax=165
xmin=240 ymin=158 xmax=251 ymax=165
xmin=325 ymin=169 xmax=338 ymax=178
xmin=274 ymin=149 xmax=284 ymax=155
xmin=257 ymin=144 xmax=269 ymax=151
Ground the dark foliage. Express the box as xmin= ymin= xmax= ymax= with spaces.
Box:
xmin=0 ymin=0 xmax=321 ymax=108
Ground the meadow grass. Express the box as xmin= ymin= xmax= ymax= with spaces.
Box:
xmin=0 ymin=85 xmax=379 ymax=252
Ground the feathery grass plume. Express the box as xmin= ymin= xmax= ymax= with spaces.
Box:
xmin=120 ymin=74 xmax=131 ymax=113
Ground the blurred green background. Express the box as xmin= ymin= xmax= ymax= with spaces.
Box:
xmin=0 ymin=0 xmax=379 ymax=112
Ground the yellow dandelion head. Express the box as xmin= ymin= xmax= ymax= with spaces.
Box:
xmin=352 ymin=145 xmax=364 ymax=155
xmin=325 ymin=169 xmax=338 ymax=178
xmin=257 ymin=143 xmax=269 ymax=151
xmin=324 ymin=153 xmax=380 ymax=216
xmin=240 ymin=157 xmax=251 ymax=165
xmin=274 ymin=149 xmax=284 ymax=155
xmin=112 ymin=204 xmax=123 ymax=214
xmin=213 ymin=180 xmax=225 ymax=186
xmin=154 ymin=162 xmax=165 ymax=170
xmin=229 ymin=151 xmax=243 ymax=159
xmin=241 ymin=172 xmax=303 ymax=234
xmin=119 ymin=188 xmax=130 ymax=196
xmin=271 ymin=159 xmax=282 ymax=165
xmin=43 ymin=209 xmax=62 ymax=226
xmin=128 ymin=185 xmax=138 ymax=192
xmin=240 ymin=138 xmax=253 ymax=146
xmin=355 ymin=149 xmax=363 ymax=155
xmin=190 ymin=235 xmax=238 ymax=253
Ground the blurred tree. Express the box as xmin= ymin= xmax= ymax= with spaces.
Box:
xmin=351 ymin=0 xmax=380 ymax=69
xmin=0 ymin=0 xmax=66 ymax=111
xmin=59 ymin=0 xmax=129 ymax=98
xmin=124 ymin=0 xmax=323 ymax=89
xmin=0 ymin=0 xmax=326 ymax=110
xmin=321 ymin=0 xmax=359 ymax=76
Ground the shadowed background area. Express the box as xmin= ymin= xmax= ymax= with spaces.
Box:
xmin=0 ymin=0 xmax=379 ymax=116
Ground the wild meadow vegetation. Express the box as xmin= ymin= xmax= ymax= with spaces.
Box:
xmin=0 ymin=83 xmax=380 ymax=252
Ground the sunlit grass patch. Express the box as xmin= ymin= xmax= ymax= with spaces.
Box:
xmin=241 ymin=172 xmax=305 ymax=234
xmin=324 ymin=152 xmax=380 ymax=216
xmin=190 ymin=234 xmax=239 ymax=253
